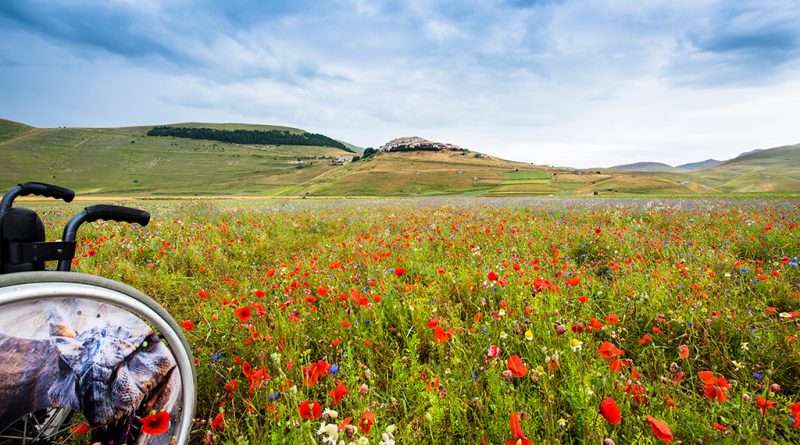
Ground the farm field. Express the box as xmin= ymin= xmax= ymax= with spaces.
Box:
xmin=28 ymin=197 xmax=800 ymax=444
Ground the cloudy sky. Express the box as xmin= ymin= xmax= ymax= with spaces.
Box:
xmin=1 ymin=0 xmax=799 ymax=168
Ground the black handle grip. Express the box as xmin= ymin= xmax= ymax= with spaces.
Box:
xmin=19 ymin=182 xmax=75 ymax=202
xmin=83 ymin=204 xmax=150 ymax=227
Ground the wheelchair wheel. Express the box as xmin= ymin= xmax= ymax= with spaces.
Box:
xmin=0 ymin=272 xmax=195 ymax=445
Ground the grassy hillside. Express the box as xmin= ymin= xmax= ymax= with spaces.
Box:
xmin=0 ymin=123 xmax=354 ymax=195
xmin=298 ymin=150 xmax=561 ymax=196
xmin=0 ymin=118 xmax=33 ymax=143
xmin=1 ymin=118 xmax=798 ymax=196
xmin=689 ymin=143 xmax=800 ymax=192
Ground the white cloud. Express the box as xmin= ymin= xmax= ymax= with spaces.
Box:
xmin=1 ymin=0 xmax=798 ymax=168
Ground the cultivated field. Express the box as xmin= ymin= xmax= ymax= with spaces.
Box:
xmin=28 ymin=197 xmax=800 ymax=444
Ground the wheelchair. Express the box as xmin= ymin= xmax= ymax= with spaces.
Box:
xmin=0 ymin=182 xmax=195 ymax=445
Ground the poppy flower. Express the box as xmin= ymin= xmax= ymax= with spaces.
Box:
xmin=141 ymin=410 xmax=171 ymax=435
xmin=506 ymin=411 xmax=533 ymax=445
xmin=487 ymin=345 xmax=500 ymax=359
xmin=599 ymin=398 xmax=621 ymax=426
xmin=507 ymin=355 xmax=528 ymax=378
xmin=394 ymin=267 xmax=405 ymax=277
xmin=598 ymin=342 xmax=624 ymax=359
xmin=790 ymin=402 xmax=800 ymax=429
xmin=678 ymin=345 xmax=689 ymax=359
xmin=698 ymin=371 xmax=730 ymax=403
xmin=329 ymin=380 xmax=349 ymax=406
xmin=303 ymin=360 xmax=331 ymax=387
xmin=198 ymin=290 xmax=209 ymax=298
xmin=644 ymin=415 xmax=673 ymax=444
xmin=179 ymin=320 xmax=195 ymax=330
xmin=488 ymin=271 xmax=499 ymax=281
xmin=434 ymin=325 xmax=454 ymax=343
xmin=605 ymin=313 xmax=619 ymax=324
xmin=234 ymin=306 xmax=252 ymax=322
xmin=299 ymin=399 xmax=322 ymax=420
xmin=756 ymin=396 xmax=777 ymax=416
xmin=211 ymin=412 xmax=224 ymax=430
xmin=358 ymin=410 xmax=375 ymax=433
xmin=70 ymin=422 xmax=90 ymax=435
xmin=566 ymin=277 xmax=581 ymax=286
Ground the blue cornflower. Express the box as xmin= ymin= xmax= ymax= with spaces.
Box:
xmin=753 ymin=372 xmax=763 ymax=380
xmin=330 ymin=364 xmax=339 ymax=374
xmin=267 ymin=391 xmax=279 ymax=400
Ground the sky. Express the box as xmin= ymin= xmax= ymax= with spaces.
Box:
xmin=1 ymin=0 xmax=799 ymax=168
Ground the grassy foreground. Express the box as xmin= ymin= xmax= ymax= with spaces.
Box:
xmin=35 ymin=197 xmax=800 ymax=444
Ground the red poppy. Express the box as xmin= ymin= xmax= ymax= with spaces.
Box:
xmin=608 ymin=357 xmax=623 ymax=373
xmin=577 ymin=296 xmax=588 ymax=303
xmin=358 ymin=410 xmax=375 ymax=433
xmin=329 ymin=380 xmax=349 ymax=406
xmin=645 ymin=415 xmax=673 ymax=444
xmin=599 ymin=398 xmax=621 ymax=425
xmin=507 ymin=355 xmax=528 ymax=378
xmin=698 ymin=371 xmax=730 ymax=403
xmin=605 ymin=313 xmax=619 ymax=324
xmin=589 ymin=317 xmax=604 ymax=330
xmin=394 ymin=267 xmax=405 ymax=277
xmin=299 ymin=399 xmax=322 ymax=420
xmin=242 ymin=361 xmax=252 ymax=378
xmin=678 ymin=345 xmax=689 ymax=359
xmin=140 ymin=410 xmax=171 ymax=435
xmin=434 ymin=325 xmax=454 ymax=343
xmin=198 ymin=290 xmax=209 ymax=298
xmin=234 ymin=306 xmax=252 ymax=322
xmin=179 ymin=320 xmax=195 ymax=330
xmin=211 ymin=412 xmax=224 ymax=430
xmin=790 ymin=402 xmax=800 ymax=429
xmin=566 ymin=277 xmax=581 ymax=286
xmin=70 ymin=422 xmax=90 ymax=435
xmin=488 ymin=271 xmax=499 ymax=281
xmin=302 ymin=360 xmax=331 ymax=387
xmin=254 ymin=289 xmax=266 ymax=298
xmin=486 ymin=345 xmax=500 ymax=359
xmin=505 ymin=411 xmax=533 ymax=445
xmin=598 ymin=341 xmax=624 ymax=359
xmin=756 ymin=396 xmax=777 ymax=416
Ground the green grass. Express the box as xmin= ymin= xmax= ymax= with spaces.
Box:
xmin=30 ymin=197 xmax=800 ymax=444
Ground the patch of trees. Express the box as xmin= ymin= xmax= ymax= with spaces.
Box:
xmin=363 ymin=147 xmax=378 ymax=158
xmin=147 ymin=126 xmax=353 ymax=152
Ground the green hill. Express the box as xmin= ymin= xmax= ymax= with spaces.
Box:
xmin=689 ymin=143 xmax=800 ymax=192
xmin=0 ymin=118 xmax=33 ymax=143
xmin=0 ymin=121 xmax=356 ymax=196
xmin=1 ymin=118 xmax=798 ymax=196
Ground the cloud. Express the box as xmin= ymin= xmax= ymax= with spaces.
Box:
xmin=664 ymin=0 xmax=800 ymax=86
xmin=1 ymin=0 xmax=799 ymax=168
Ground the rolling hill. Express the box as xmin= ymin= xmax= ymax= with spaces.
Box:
xmin=0 ymin=120 xmax=358 ymax=196
xmin=1 ymin=118 xmax=798 ymax=196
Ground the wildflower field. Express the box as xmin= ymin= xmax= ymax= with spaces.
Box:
xmin=50 ymin=197 xmax=800 ymax=444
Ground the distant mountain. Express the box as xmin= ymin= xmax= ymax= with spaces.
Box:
xmin=608 ymin=162 xmax=675 ymax=172
xmin=677 ymin=159 xmax=722 ymax=170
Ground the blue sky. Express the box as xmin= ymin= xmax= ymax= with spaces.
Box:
xmin=1 ymin=0 xmax=799 ymax=168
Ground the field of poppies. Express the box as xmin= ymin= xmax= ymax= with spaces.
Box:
xmin=49 ymin=197 xmax=800 ymax=444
